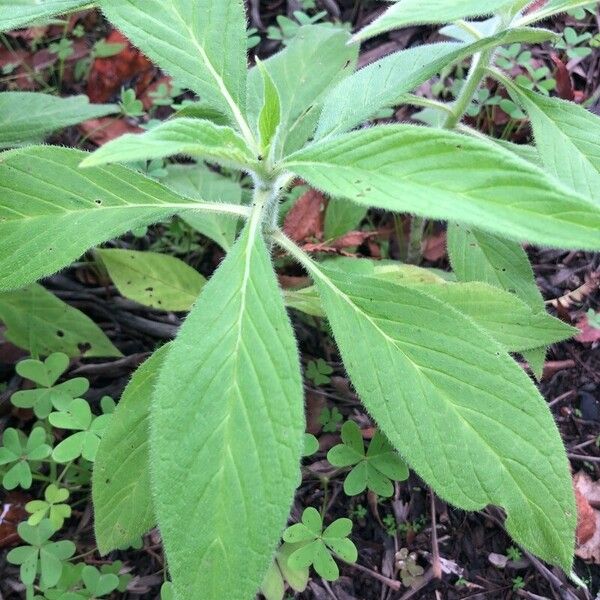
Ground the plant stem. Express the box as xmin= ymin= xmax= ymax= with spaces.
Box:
xmin=443 ymin=47 xmax=495 ymax=130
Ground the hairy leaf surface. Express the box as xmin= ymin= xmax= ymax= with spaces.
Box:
xmin=247 ymin=26 xmax=358 ymax=155
xmin=93 ymin=345 xmax=170 ymax=554
xmin=163 ymin=164 xmax=243 ymax=251
xmin=0 ymin=0 xmax=90 ymax=31
xmin=517 ymin=0 xmax=600 ymax=25
xmin=151 ymin=221 xmax=304 ymax=599
xmin=0 ymin=284 xmax=120 ymax=358
xmin=0 ymin=147 xmax=244 ymax=291
xmin=353 ymin=0 xmax=515 ymax=41
xmin=317 ymin=28 xmax=555 ymax=138
xmin=508 ymin=87 xmax=600 ymax=201
xmin=0 ymin=93 xmax=116 ymax=149
xmin=284 ymin=125 xmax=600 ymax=250
xmin=311 ymin=265 xmax=575 ymax=569
xmin=97 ymin=249 xmax=205 ymax=311
xmin=80 ymin=119 xmax=256 ymax=172
xmin=99 ymin=0 xmax=248 ymax=125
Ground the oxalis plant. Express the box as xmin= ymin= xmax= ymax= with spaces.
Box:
xmin=2 ymin=0 xmax=600 ymax=598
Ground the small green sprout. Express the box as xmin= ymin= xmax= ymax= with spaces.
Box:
xmin=306 ymin=358 xmax=333 ymax=386
xmin=7 ymin=520 xmax=75 ymax=588
xmin=26 ymin=484 xmax=71 ymax=530
xmin=119 ymin=88 xmax=145 ymax=117
xmin=12 ymin=353 xmax=89 ymax=419
xmin=49 ymin=399 xmax=112 ymax=463
xmin=327 ymin=421 xmax=409 ymax=497
xmin=318 ymin=406 xmax=343 ymax=433
xmin=283 ymin=507 xmax=357 ymax=581
xmin=395 ymin=548 xmax=425 ymax=589
xmin=0 ymin=428 xmax=51 ymax=489
xmin=512 ymin=576 xmax=526 ymax=591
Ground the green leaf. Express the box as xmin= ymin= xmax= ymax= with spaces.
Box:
xmin=507 ymin=87 xmax=600 ymax=200
xmin=284 ymin=125 xmax=600 ymax=250
xmin=97 ymin=249 xmax=205 ymax=311
xmin=247 ymin=26 xmax=358 ymax=155
xmin=0 ymin=0 xmax=90 ymax=31
xmin=16 ymin=353 xmax=69 ymax=387
xmin=352 ymin=0 xmax=515 ymax=42
xmin=0 ymin=146 xmax=246 ymax=291
xmin=163 ymin=164 xmax=243 ymax=251
xmin=80 ymin=119 xmax=257 ymax=171
xmin=256 ymin=58 xmax=282 ymax=154
xmin=0 ymin=92 xmax=117 ymax=149
xmin=446 ymin=223 xmax=549 ymax=377
xmin=93 ymin=345 xmax=169 ymax=554
xmin=324 ymin=199 xmax=367 ymax=240
xmin=311 ymin=264 xmax=575 ymax=569
xmin=150 ymin=220 xmax=304 ymax=599
xmin=409 ymin=281 xmax=575 ymax=352
xmin=516 ymin=0 xmax=600 ymax=26
xmin=0 ymin=284 xmax=121 ymax=358
xmin=316 ymin=29 xmax=556 ymax=138
xmin=99 ymin=0 xmax=250 ymax=134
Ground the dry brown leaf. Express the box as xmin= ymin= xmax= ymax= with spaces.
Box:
xmin=574 ymin=471 xmax=600 ymax=562
xmin=575 ymin=313 xmax=600 ymax=344
xmin=547 ymin=272 xmax=600 ymax=309
xmin=283 ymin=189 xmax=326 ymax=243
xmin=79 ymin=117 xmax=142 ymax=146
xmin=422 ymin=231 xmax=447 ymax=262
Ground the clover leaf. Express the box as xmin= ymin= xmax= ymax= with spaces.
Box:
xmin=282 ymin=507 xmax=357 ymax=581
xmin=306 ymin=359 xmax=333 ymax=386
xmin=303 ymin=433 xmax=319 ymax=457
xmin=0 ymin=428 xmax=52 ymax=489
xmin=261 ymin=543 xmax=310 ymax=600
xmin=7 ymin=519 xmax=75 ymax=588
xmin=327 ymin=421 xmax=409 ymax=497
xmin=26 ymin=484 xmax=71 ymax=530
xmin=12 ymin=353 xmax=89 ymax=419
xmin=49 ymin=399 xmax=112 ymax=463
xmin=318 ymin=407 xmax=343 ymax=433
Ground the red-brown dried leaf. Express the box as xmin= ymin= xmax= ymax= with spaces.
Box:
xmin=79 ymin=117 xmax=142 ymax=147
xmin=87 ymin=30 xmax=153 ymax=103
xmin=575 ymin=314 xmax=600 ymax=344
xmin=524 ymin=0 xmax=548 ymax=14
xmin=574 ymin=472 xmax=600 ymax=562
xmin=283 ymin=189 xmax=326 ymax=243
xmin=551 ymin=54 xmax=575 ymax=101
xmin=0 ymin=491 xmax=29 ymax=549
xmin=422 ymin=231 xmax=447 ymax=262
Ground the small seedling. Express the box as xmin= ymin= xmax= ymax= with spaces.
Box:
xmin=395 ymin=548 xmax=424 ymax=589
xmin=49 ymin=399 xmax=112 ymax=463
xmin=327 ymin=421 xmax=409 ymax=497
xmin=7 ymin=519 xmax=75 ymax=588
xmin=318 ymin=407 xmax=343 ymax=433
xmin=119 ymin=88 xmax=145 ymax=118
xmin=12 ymin=353 xmax=89 ymax=419
xmin=0 ymin=428 xmax=51 ymax=489
xmin=512 ymin=576 xmax=526 ymax=591
xmin=26 ymin=484 xmax=72 ymax=530
xmin=306 ymin=358 xmax=333 ymax=386
xmin=507 ymin=545 xmax=523 ymax=561
xmin=282 ymin=507 xmax=357 ymax=581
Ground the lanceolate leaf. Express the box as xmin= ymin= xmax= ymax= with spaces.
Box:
xmin=507 ymin=87 xmax=600 ymax=201
xmin=516 ymin=0 xmax=600 ymax=26
xmin=80 ymin=119 xmax=256 ymax=172
xmin=99 ymin=0 xmax=249 ymax=134
xmin=353 ymin=0 xmax=516 ymax=42
xmin=324 ymin=199 xmax=368 ymax=240
xmin=447 ymin=224 xmax=544 ymax=310
xmin=0 ymin=0 xmax=91 ymax=32
xmin=316 ymin=28 xmax=556 ymax=138
xmin=309 ymin=264 xmax=575 ymax=569
xmin=0 ymin=284 xmax=121 ymax=358
xmin=163 ymin=164 xmax=243 ymax=251
xmin=284 ymin=125 xmax=600 ymax=250
xmin=0 ymin=146 xmax=247 ymax=291
xmin=247 ymin=26 xmax=358 ymax=155
xmin=93 ymin=345 xmax=170 ymax=554
xmin=447 ymin=224 xmax=549 ymax=378
xmin=0 ymin=93 xmax=117 ymax=149
xmin=151 ymin=221 xmax=304 ymax=599
xmin=96 ymin=249 xmax=206 ymax=311
xmin=256 ymin=59 xmax=282 ymax=153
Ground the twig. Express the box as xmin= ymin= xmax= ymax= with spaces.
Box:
xmin=347 ymin=561 xmax=401 ymax=591
xmin=430 ymin=488 xmax=442 ymax=580
xmin=568 ymin=453 xmax=600 ymax=463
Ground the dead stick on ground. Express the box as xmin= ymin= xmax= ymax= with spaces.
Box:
xmin=430 ymin=488 xmax=442 ymax=580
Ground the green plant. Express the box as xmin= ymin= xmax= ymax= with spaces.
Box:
xmin=0 ymin=428 xmax=52 ymax=490
xmin=512 ymin=575 xmax=526 ymax=591
xmin=507 ymin=545 xmax=523 ymax=561
xmin=2 ymin=1 xmax=600 ymax=599
xmin=395 ymin=548 xmax=425 ymax=588
xmin=327 ymin=421 xmax=408 ymax=497
xmin=306 ymin=358 xmax=333 ymax=386
xmin=119 ymin=88 xmax=145 ymax=118
xmin=26 ymin=484 xmax=72 ymax=530
xmin=282 ymin=507 xmax=357 ymax=581
xmin=319 ymin=406 xmax=343 ymax=432
xmin=587 ymin=309 xmax=600 ymax=329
